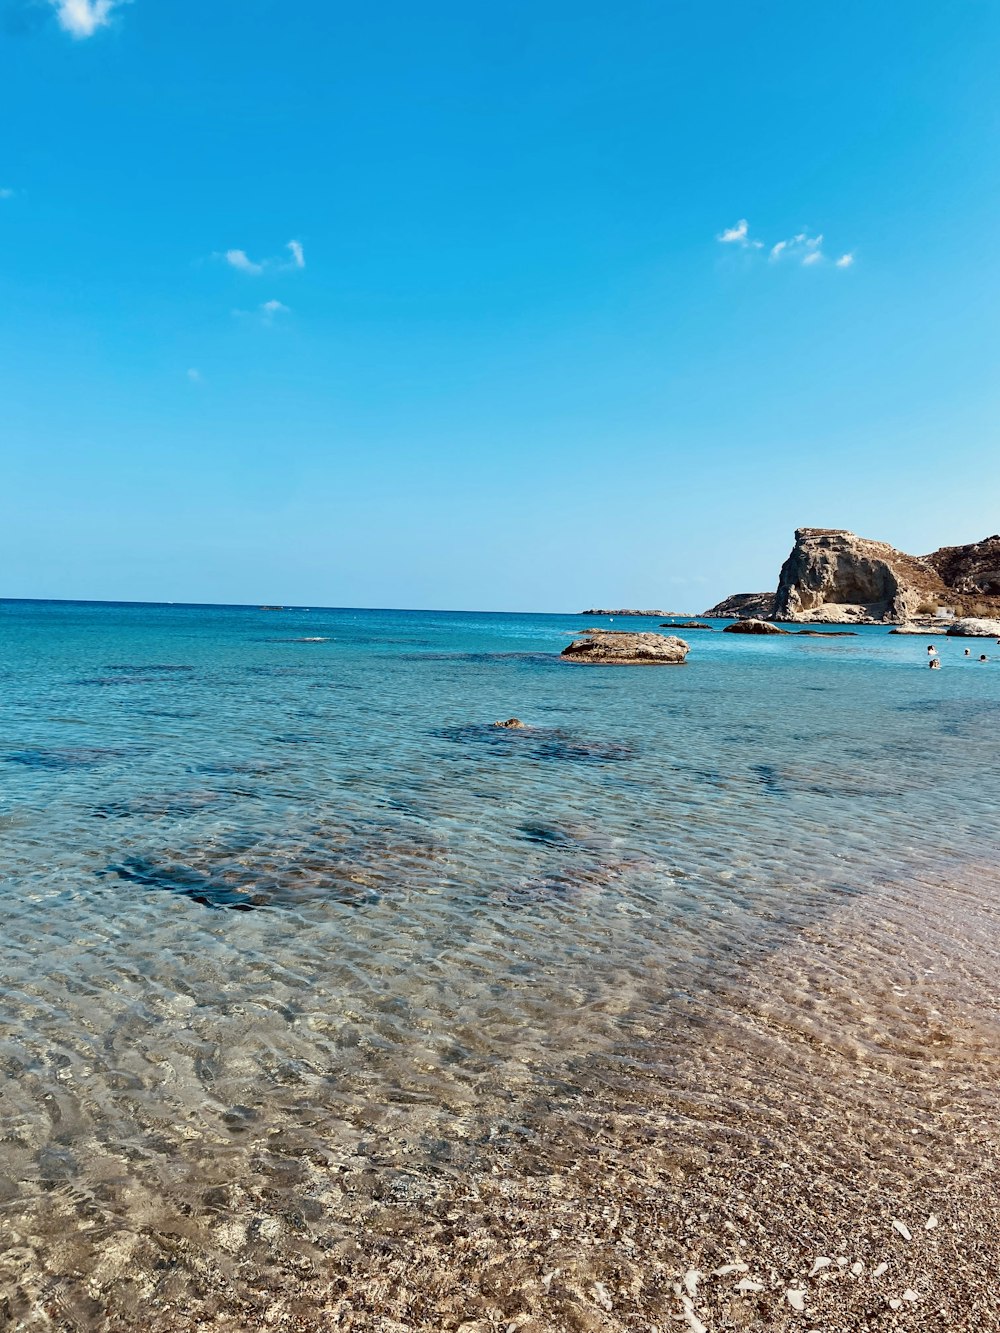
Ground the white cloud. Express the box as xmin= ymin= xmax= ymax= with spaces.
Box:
xmin=722 ymin=221 xmax=854 ymax=272
xmin=225 ymin=248 xmax=263 ymax=275
xmin=259 ymin=299 xmax=290 ymax=322
xmin=186 ymin=368 xmax=202 ymax=383
xmin=51 ymin=0 xmax=124 ymax=38
xmin=719 ymin=219 xmax=749 ymax=244
xmin=221 ymin=240 xmax=305 ymax=275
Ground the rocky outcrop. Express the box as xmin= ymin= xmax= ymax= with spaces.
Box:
xmin=723 ymin=620 xmax=790 ymax=636
xmin=493 ymin=718 xmax=525 ymax=729
xmin=561 ymin=631 xmax=689 ymax=664
xmin=702 ymin=592 xmax=776 ymax=619
xmin=579 ymin=609 xmax=673 ymax=617
xmin=925 ymin=536 xmax=1000 ymax=599
xmin=773 ymin=529 xmax=948 ymax=623
xmin=945 ymin=618 xmax=1000 ymax=638
xmin=660 ymin=620 xmax=714 ymax=630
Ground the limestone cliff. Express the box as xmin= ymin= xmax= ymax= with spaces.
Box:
xmin=707 ymin=527 xmax=1000 ymax=624
xmin=772 ymin=529 xmax=948 ymax=623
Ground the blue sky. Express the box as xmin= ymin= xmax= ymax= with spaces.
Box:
xmin=3 ymin=1 xmax=999 ymax=610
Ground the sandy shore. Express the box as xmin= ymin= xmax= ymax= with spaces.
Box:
xmin=9 ymin=858 xmax=996 ymax=1332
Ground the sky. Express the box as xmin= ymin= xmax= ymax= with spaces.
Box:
xmin=2 ymin=0 xmax=999 ymax=611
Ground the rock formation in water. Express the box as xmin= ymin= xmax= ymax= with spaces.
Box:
xmin=561 ymin=631 xmax=689 ymax=664
xmin=702 ymin=592 xmax=777 ymax=619
xmin=708 ymin=528 xmax=1000 ymax=625
xmin=722 ymin=620 xmax=790 ymax=636
xmin=945 ymin=618 xmax=1000 ymax=638
xmin=660 ymin=620 xmax=714 ymax=630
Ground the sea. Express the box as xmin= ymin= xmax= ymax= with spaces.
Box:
xmin=2 ymin=599 xmax=1000 ymax=1328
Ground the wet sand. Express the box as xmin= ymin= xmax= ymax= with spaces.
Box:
xmin=5 ymin=861 xmax=999 ymax=1332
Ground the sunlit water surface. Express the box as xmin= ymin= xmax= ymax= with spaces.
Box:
xmin=2 ymin=601 xmax=999 ymax=1327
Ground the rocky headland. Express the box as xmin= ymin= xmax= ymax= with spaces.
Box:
xmin=706 ymin=528 xmax=1000 ymax=625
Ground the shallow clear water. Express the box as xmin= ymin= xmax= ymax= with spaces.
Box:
xmin=2 ymin=600 xmax=1000 ymax=1327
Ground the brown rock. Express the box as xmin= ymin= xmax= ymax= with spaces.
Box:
xmin=493 ymin=718 xmax=526 ymax=729
xmin=773 ymin=528 xmax=948 ymax=623
xmin=561 ymin=631 xmax=689 ymax=664
xmin=723 ymin=620 xmax=790 ymax=635
xmin=702 ymin=592 xmax=776 ymax=619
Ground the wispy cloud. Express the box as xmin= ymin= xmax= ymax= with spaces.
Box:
xmin=234 ymin=299 xmax=291 ymax=327
xmin=0 ymin=188 xmax=15 ymax=200
xmin=186 ymin=367 xmax=202 ymax=383
xmin=224 ymin=248 xmax=263 ymax=275
xmin=51 ymin=0 xmax=125 ymax=38
xmin=717 ymin=219 xmax=763 ymax=249
xmin=220 ymin=240 xmax=305 ymax=275
xmin=718 ymin=219 xmax=749 ymax=245
xmin=721 ymin=220 xmax=852 ymax=270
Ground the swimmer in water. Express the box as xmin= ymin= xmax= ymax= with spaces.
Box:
xmin=929 ymin=658 xmax=941 ymax=669
xmin=965 ymin=648 xmax=971 ymax=656
xmin=980 ymin=654 xmax=988 ymax=662
xmin=927 ymin=644 xmax=935 ymax=654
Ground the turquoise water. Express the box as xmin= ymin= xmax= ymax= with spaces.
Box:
xmin=2 ymin=599 xmax=1000 ymax=1323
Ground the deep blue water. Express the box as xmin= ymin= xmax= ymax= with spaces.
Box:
xmin=2 ymin=599 xmax=999 ymax=1318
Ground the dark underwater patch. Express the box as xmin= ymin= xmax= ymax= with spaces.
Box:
xmin=93 ymin=790 xmax=229 ymax=820
xmin=431 ymin=723 xmax=638 ymax=765
xmin=104 ymin=856 xmax=257 ymax=911
xmin=5 ymin=746 xmax=123 ymax=771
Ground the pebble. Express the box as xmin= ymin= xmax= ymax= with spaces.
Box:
xmin=892 ymin=1218 xmax=912 ymax=1241
xmin=903 ymin=1289 xmax=920 ymax=1302
xmin=713 ymin=1262 xmax=749 ymax=1277
xmin=873 ymin=1262 xmax=889 ymax=1278
xmin=850 ymin=1262 xmax=864 ymax=1276
xmin=786 ymin=1288 xmax=806 ymax=1312
xmin=926 ymin=1214 xmax=938 ymax=1230
xmin=591 ymin=1282 xmax=613 ymax=1312
xmin=678 ymin=1294 xmax=707 ymax=1333
xmin=736 ymin=1278 xmax=765 ymax=1294
xmin=808 ymin=1258 xmax=832 ymax=1277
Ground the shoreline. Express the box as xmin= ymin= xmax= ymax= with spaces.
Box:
xmin=6 ymin=856 xmax=1000 ymax=1331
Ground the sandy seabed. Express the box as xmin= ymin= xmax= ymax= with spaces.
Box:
xmin=4 ymin=858 xmax=1000 ymax=1333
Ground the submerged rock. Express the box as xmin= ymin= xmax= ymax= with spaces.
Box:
xmin=946 ymin=618 xmax=1000 ymax=637
xmin=661 ymin=621 xmax=714 ymax=630
xmin=493 ymin=718 xmax=525 ymax=729
xmin=561 ymin=631 xmax=689 ymax=664
xmin=723 ymin=620 xmax=790 ymax=635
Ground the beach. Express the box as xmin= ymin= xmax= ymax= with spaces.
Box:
xmin=2 ymin=601 xmax=999 ymax=1330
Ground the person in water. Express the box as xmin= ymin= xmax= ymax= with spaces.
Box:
xmin=929 ymin=657 xmax=941 ymax=669
xmin=927 ymin=645 xmax=935 ymax=654
xmin=980 ymin=654 xmax=988 ymax=662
